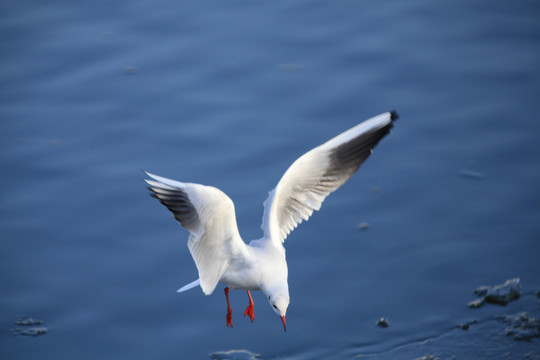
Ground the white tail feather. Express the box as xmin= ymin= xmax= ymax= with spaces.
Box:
xmin=177 ymin=279 xmax=201 ymax=293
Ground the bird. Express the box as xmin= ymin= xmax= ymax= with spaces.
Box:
xmin=144 ymin=111 xmax=398 ymax=332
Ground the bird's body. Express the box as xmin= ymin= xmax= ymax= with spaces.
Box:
xmin=144 ymin=111 xmax=398 ymax=331
xmin=221 ymin=239 xmax=287 ymax=293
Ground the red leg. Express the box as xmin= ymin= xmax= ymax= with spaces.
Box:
xmin=224 ymin=287 xmax=233 ymax=328
xmin=243 ymin=290 xmax=255 ymax=322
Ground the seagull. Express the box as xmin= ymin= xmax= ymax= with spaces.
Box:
xmin=144 ymin=111 xmax=398 ymax=332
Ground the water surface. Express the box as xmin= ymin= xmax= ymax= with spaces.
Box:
xmin=2 ymin=0 xmax=540 ymax=358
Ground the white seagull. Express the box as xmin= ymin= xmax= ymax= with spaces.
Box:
xmin=144 ymin=111 xmax=398 ymax=331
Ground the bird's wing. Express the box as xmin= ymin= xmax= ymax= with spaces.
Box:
xmin=145 ymin=172 xmax=250 ymax=295
xmin=261 ymin=111 xmax=398 ymax=244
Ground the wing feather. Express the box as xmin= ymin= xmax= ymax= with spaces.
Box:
xmin=262 ymin=111 xmax=398 ymax=244
xmin=145 ymin=172 xmax=249 ymax=295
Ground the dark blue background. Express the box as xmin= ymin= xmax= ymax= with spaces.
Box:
xmin=2 ymin=0 xmax=539 ymax=358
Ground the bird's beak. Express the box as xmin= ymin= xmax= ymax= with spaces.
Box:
xmin=281 ymin=316 xmax=287 ymax=332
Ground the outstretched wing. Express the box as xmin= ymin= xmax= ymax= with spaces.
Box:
xmin=144 ymin=172 xmax=250 ymax=295
xmin=261 ymin=111 xmax=398 ymax=244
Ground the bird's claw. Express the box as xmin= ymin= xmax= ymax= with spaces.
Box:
xmin=243 ymin=290 xmax=255 ymax=322
xmin=226 ymin=308 xmax=233 ymax=328
xmin=224 ymin=287 xmax=233 ymax=328
xmin=243 ymin=303 xmax=255 ymax=322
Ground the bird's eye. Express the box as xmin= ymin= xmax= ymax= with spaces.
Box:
xmin=272 ymin=304 xmax=277 ymax=309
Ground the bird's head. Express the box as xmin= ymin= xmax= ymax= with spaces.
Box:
xmin=267 ymin=292 xmax=289 ymax=332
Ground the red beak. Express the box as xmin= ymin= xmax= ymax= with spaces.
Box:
xmin=281 ymin=316 xmax=287 ymax=332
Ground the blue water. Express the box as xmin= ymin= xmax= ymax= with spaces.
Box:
xmin=2 ymin=0 xmax=540 ymax=358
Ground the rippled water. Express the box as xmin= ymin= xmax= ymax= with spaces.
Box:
xmin=2 ymin=0 xmax=540 ymax=359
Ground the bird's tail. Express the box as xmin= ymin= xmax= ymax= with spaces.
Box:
xmin=177 ymin=279 xmax=200 ymax=293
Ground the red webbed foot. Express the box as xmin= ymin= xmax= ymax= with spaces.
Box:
xmin=224 ymin=287 xmax=233 ymax=328
xmin=226 ymin=308 xmax=233 ymax=328
xmin=243 ymin=290 xmax=255 ymax=322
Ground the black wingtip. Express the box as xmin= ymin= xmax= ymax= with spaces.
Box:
xmin=390 ymin=110 xmax=399 ymax=121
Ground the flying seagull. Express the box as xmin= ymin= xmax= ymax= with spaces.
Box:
xmin=144 ymin=111 xmax=398 ymax=331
